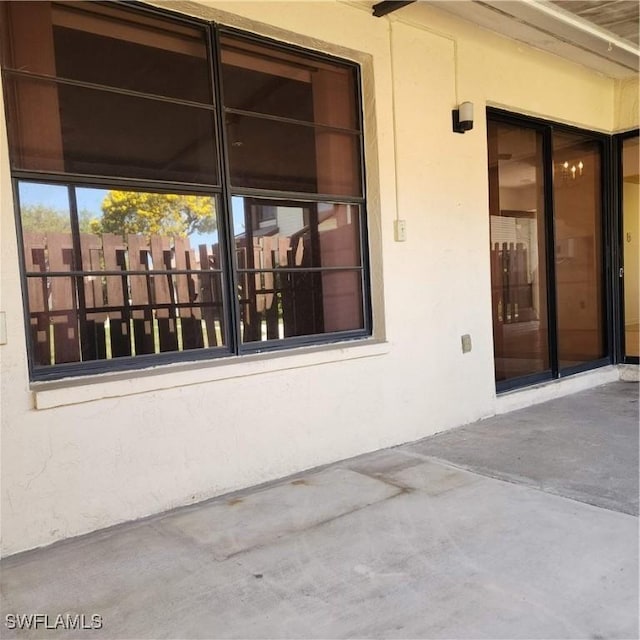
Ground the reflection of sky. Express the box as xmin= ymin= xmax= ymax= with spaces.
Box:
xmin=18 ymin=181 xmax=247 ymax=247
xmin=19 ymin=182 xmax=105 ymax=213
xmin=231 ymin=197 xmax=245 ymax=238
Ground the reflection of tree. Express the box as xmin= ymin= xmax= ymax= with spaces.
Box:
xmin=21 ymin=205 xmax=95 ymax=233
xmin=95 ymin=191 xmax=216 ymax=237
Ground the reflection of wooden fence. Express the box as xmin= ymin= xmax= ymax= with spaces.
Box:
xmin=25 ymin=232 xmax=78 ymax=365
xmin=23 ymin=224 xmax=361 ymax=365
xmin=23 ymin=232 xmax=223 ymax=366
xmin=490 ymin=242 xmax=533 ymax=324
xmin=236 ymin=233 xmax=318 ymax=342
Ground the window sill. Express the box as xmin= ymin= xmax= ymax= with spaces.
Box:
xmin=31 ymin=339 xmax=391 ymax=410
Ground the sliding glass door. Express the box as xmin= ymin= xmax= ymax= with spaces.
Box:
xmin=553 ymin=131 xmax=606 ymax=371
xmin=488 ymin=120 xmax=551 ymax=384
xmin=487 ymin=111 xmax=609 ymax=390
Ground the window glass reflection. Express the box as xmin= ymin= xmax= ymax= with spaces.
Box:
xmin=553 ymin=132 xmax=605 ymax=369
xmin=18 ymin=182 xmax=79 ymax=365
xmin=234 ymin=198 xmax=361 ymax=269
xmin=220 ymin=35 xmax=358 ymax=129
xmin=5 ymin=76 xmax=218 ymax=184
xmin=19 ymin=182 xmax=226 ymax=367
xmin=233 ymin=197 xmax=364 ymax=343
xmin=2 ymin=1 xmax=212 ymax=103
xmin=226 ymin=115 xmax=361 ymax=196
xmin=487 ymin=121 xmax=550 ymax=382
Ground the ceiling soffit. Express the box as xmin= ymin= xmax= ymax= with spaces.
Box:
xmin=411 ymin=0 xmax=640 ymax=79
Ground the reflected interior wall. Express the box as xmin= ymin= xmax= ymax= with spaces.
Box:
xmin=623 ymin=181 xmax=639 ymax=328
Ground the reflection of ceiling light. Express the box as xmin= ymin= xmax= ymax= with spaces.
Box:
xmin=559 ymin=159 xmax=584 ymax=180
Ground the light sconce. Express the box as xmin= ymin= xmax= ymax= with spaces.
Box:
xmin=452 ymin=101 xmax=474 ymax=134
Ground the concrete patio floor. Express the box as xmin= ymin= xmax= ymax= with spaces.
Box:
xmin=1 ymin=381 xmax=638 ymax=639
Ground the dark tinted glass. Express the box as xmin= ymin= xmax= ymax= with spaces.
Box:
xmin=239 ymin=269 xmax=363 ymax=343
xmin=553 ymin=132 xmax=605 ymax=368
xmin=220 ymin=35 xmax=358 ymax=129
xmin=222 ymin=59 xmax=314 ymax=122
xmin=487 ymin=120 xmax=551 ymax=383
xmin=233 ymin=197 xmax=364 ymax=343
xmin=5 ymin=76 xmax=218 ymax=184
xmin=2 ymin=1 xmax=212 ymax=104
xmin=227 ymin=115 xmax=361 ymax=195
xmin=233 ymin=198 xmax=361 ymax=268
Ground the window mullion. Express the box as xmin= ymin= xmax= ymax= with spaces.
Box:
xmin=210 ymin=23 xmax=241 ymax=354
xmin=68 ymin=185 xmax=92 ymax=362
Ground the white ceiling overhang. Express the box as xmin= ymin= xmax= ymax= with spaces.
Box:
xmin=369 ymin=0 xmax=640 ymax=79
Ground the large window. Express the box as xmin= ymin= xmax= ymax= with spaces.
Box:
xmin=0 ymin=1 xmax=370 ymax=379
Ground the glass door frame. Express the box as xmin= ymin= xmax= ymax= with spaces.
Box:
xmin=488 ymin=108 xmax=614 ymax=393
xmin=614 ymin=128 xmax=640 ymax=365
xmin=488 ymin=111 xmax=557 ymax=392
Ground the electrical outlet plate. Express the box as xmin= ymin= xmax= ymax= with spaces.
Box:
xmin=394 ymin=219 xmax=407 ymax=242
xmin=461 ymin=334 xmax=472 ymax=353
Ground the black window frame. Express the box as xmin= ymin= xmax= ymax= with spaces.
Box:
xmin=1 ymin=1 xmax=372 ymax=381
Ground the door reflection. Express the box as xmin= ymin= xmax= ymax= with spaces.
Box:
xmin=488 ymin=121 xmax=550 ymax=382
xmin=553 ymin=132 xmax=605 ymax=370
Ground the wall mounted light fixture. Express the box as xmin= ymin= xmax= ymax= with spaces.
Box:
xmin=452 ymin=101 xmax=474 ymax=134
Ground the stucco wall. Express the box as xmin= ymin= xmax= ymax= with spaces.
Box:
xmin=0 ymin=0 xmax=621 ymax=556
xmin=614 ymin=77 xmax=640 ymax=131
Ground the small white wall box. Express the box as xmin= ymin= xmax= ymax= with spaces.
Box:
xmin=394 ymin=219 xmax=407 ymax=242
